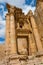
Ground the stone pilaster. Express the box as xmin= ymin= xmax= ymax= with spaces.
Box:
xmin=29 ymin=33 xmax=37 ymax=55
xmin=10 ymin=13 xmax=17 ymax=54
xmin=27 ymin=19 xmax=37 ymax=55
xmin=30 ymin=15 xmax=43 ymax=52
xmin=28 ymin=33 xmax=32 ymax=55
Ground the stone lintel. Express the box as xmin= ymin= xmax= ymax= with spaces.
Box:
xmin=17 ymin=29 xmax=32 ymax=34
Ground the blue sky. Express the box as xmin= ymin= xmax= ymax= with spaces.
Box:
xmin=0 ymin=0 xmax=36 ymax=44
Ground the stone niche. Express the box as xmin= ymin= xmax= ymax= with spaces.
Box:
xmin=17 ymin=36 xmax=29 ymax=55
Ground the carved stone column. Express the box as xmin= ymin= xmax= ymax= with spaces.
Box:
xmin=5 ymin=13 xmax=10 ymax=54
xmin=6 ymin=13 xmax=10 ymax=45
xmin=5 ymin=13 xmax=10 ymax=63
xmin=10 ymin=13 xmax=17 ymax=54
xmin=30 ymin=15 xmax=43 ymax=52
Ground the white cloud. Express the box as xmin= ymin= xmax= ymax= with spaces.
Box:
xmin=5 ymin=0 xmax=25 ymax=9
xmin=4 ymin=0 xmax=36 ymax=14
xmin=3 ymin=11 xmax=8 ymax=19
xmin=0 ymin=0 xmax=36 ymax=14
xmin=0 ymin=0 xmax=4 ymax=3
xmin=0 ymin=15 xmax=5 ymax=41
xmin=0 ymin=20 xmax=5 ymax=37
xmin=23 ymin=5 xmax=36 ymax=15
xmin=5 ymin=0 xmax=36 ymax=13
xmin=0 ymin=0 xmax=25 ymax=9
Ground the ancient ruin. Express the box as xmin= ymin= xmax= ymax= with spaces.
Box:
xmin=0 ymin=0 xmax=43 ymax=65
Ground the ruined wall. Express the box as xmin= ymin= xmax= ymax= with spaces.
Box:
xmin=34 ymin=0 xmax=43 ymax=47
xmin=0 ymin=44 xmax=5 ymax=61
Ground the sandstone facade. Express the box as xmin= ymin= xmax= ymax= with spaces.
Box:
xmin=0 ymin=0 xmax=43 ymax=65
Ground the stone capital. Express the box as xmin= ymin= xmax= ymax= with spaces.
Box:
xmin=6 ymin=3 xmax=16 ymax=14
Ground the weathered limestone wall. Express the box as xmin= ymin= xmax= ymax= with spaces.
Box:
xmin=27 ymin=11 xmax=43 ymax=54
xmin=30 ymin=15 xmax=43 ymax=52
xmin=34 ymin=0 xmax=43 ymax=47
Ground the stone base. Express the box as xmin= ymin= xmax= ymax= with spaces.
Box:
xmin=36 ymin=51 xmax=43 ymax=57
xmin=1 ymin=54 xmax=43 ymax=65
xmin=9 ymin=54 xmax=28 ymax=65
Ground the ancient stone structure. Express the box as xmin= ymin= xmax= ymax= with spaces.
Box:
xmin=34 ymin=0 xmax=43 ymax=47
xmin=0 ymin=0 xmax=43 ymax=65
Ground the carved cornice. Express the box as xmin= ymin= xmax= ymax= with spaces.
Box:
xmin=6 ymin=3 xmax=22 ymax=14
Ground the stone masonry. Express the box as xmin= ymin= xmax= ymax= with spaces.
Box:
xmin=0 ymin=0 xmax=43 ymax=65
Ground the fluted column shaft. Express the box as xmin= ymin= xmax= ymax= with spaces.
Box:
xmin=6 ymin=13 xmax=10 ymax=47
xmin=5 ymin=13 xmax=10 ymax=56
xmin=10 ymin=13 xmax=17 ymax=54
